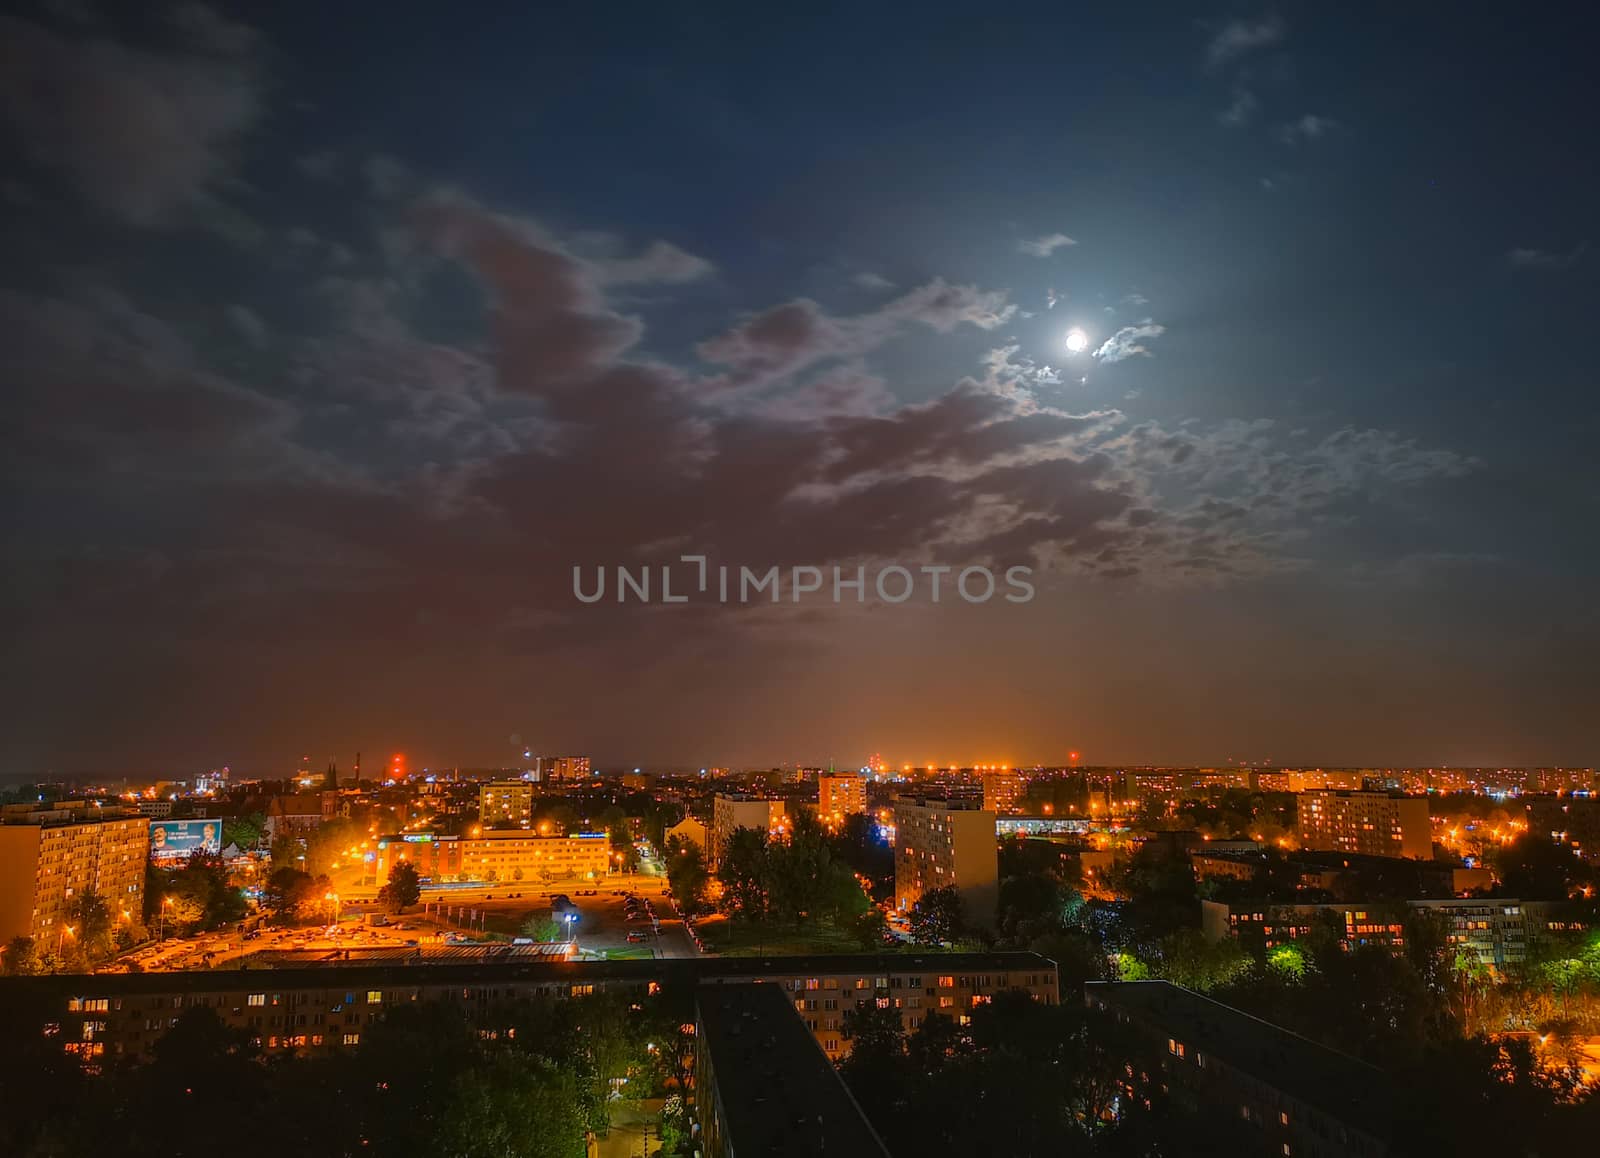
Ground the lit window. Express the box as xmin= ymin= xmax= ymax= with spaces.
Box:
xmin=344 ymin=1032 xmax=361 ymax=1045
xmin=366 ymin=991 xmax=383 ymax=1005
xmin=248 ymin=994 xmax=266 ymax=1007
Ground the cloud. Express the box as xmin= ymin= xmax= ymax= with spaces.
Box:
xmin=1017 ymin=233 xmax=1077 ymax=258
xmin=695 ymin=278 xmax=1015 ymax=395
xmin=0 ymin=6 xmax=263 ymax=226
xmin=1093 ymin=322 xmax=1166 ymax=364
xmin=1277 ymin=114 xmax=1338 ymax=144
xmin=590 ymin=240 xmax=715 ymax=286
xmin=853 ymin=271 xmax=895 ymax=291
xmin=1218 ymin=86 xmax=1259 ymax=127
xmin=1206 ymin=14 xmax=1285 ymax=68
xmin=1506 ymin=242 xmax=1588 ymax=270
xmin=225 ymin=304 xmax=269 ymax=347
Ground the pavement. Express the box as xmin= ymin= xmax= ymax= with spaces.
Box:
xmin=594 ymin=1099 xmax=666 ymax=1158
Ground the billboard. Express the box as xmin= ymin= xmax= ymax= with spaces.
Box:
xmin=149 ymin=818 xmax=222 ymax=860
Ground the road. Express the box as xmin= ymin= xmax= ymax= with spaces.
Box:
xmin=427 ymin=877 xmax=700 ymax=960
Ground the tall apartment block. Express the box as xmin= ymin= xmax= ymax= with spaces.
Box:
xmin=0 ymin=802 xmax=149 ymax=944
xmin=818 ymin=772 xmax=867 ymax=825
xmin=980 ymin=769 xmax=1025 ymax=815
xmin=533 ymin=756 xmax=591 ymax=782
xmin=1296 ymin=790 xmax=1432 ymax=859
xmin=892 ymin=796 xmax=998 ymax=926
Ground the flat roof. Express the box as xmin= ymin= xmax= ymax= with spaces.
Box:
xmin=697 ymin=984 xmax=890 ymax=1157
xmin=1 ymin=951 xmax=1055 ymax=998
xmin=1086 ymin=981 xmax=1390 ymax=1134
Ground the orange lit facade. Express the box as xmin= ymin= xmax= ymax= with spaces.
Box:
xmin=892 ymin=797 xmax=998 ymax=926
xmin=1295 ymin=791 xmax=1431 ymax=859
xmin=817 ymin=773 xmax=867 ymax=826
xmin=478 ymin=780 xmax=535 ymax=827
xmin=0 ymin=807 xmax=148 ymax=944
xmin=980 ymin=768 xmax=1024 ymax=815
xmin=375 ymin=830 xmax=609 ymax=884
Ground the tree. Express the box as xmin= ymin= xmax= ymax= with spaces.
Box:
xmin=222 ymin=811 xmax=266 ymax=850
xmin=853 ymin=908 xmax=889 ymax=949
xmin=388 ymin=859 xmax=422 ymax=912
xmin=68 ymin=889 xmax=115 ymax=960
xmin=1 ymin=936 xmax=42 ymax=976
xmin=717 ymin=827 xmax=770 ymax=921
xmin=521 ymin=915 xmax=564 ymax=942
xmin=263 ymin=867 xmax=319 ymax=922
xmin=432 ymin=1054 xmax=588 ymax=1158
xmin=664 ymin=836 xmax=709 ymax=915
xmin=909 ymin=886 xmax=963 ymax=946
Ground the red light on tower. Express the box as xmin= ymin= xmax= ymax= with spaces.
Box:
xmin=1069 ymin=751 xmax=1081 ymax=766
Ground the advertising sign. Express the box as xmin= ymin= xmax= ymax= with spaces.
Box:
xmin=149 ymin=818 xmax=222 ymax=859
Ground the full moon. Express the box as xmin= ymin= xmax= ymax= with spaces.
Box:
xmin=1065 ymin=328 xmax=1089 ymax=353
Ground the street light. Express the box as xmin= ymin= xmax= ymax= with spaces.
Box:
xmin=160 ymin=895 xmax=175 ymax=941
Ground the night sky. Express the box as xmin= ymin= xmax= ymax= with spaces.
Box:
xmin=4 ymin=2 xmax=1597 ymax=774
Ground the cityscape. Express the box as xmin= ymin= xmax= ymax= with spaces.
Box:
xmin=3 ymin=3 xmax=1598 ymax=1157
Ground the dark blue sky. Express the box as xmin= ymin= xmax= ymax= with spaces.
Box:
xmin=3 ymin=2 xmax=1596 ymax=774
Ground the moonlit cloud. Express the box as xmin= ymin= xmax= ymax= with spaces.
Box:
xmin=1093 ymin=322 xmax=1166 ymax=363
xmin=1506 ymin=242 xmax=1588 ymax=270
xmin=1018 ymin=233 xmax=1077 ymax=257
xmin=1218 ymin=85 xmax=1259 ymax=127
xmin=1277 ymin=114 xmax=1338 ymax=144
xmin=1206 ymin=14 xmax=1284 ymax=68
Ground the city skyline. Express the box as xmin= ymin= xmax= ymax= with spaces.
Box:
xmin=5 ymin=4 xmax=1597 ymax=772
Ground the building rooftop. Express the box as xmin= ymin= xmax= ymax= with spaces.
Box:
xmin=1087 ymin=981 xmax=1391 ymax=1134
xmin=1 ymin=951 xmax=1055 ymax=998
xmin=697 ymin=983 xmax=890 ymax=1157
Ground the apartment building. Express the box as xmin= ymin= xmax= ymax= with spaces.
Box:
xmin=892 ymin=796 xmax=998 ymax=926
xmin=980 ymin=769 xmax=1025 ymax=815
xmin=818 ymin=772 xmax=868 ymax=825
xmin=1087 ymin=980 xmax=1392 ymax=1158
xmin=695 ymin=984 xmax=890 ymax=1158
xmin=1295 ymin=791 xmax=1431 ymax=859
xmin=19 ymin=951 xmax=1059 ymax=1068
xmin=710 ymin=794 xmax=786 ymax=870
xmin=1200 ymin=897 xmax=1561 ymax=970
xmin=478 ymin=780 xmax=536 ymax=827
xmin=375 ymin=830 xmax=611 ymax=884
xmin=0 ymin=804 xmax=148 ymax=944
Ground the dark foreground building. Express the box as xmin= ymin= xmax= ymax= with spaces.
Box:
xmin=695 ymin=984 xmax=891 ymax=1157
xmin=1087 ymin=980 xmax=1391 ymax=1158
xmin=0 ymin=951 xmax=1057 ymax=1067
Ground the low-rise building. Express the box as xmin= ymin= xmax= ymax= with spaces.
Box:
xmin=374 ymin=829 xmax=611 ymax=884
xmin=664 ymin=816 xmax=708 ymax=853
xmin=263 ymin=792 xmax=338 ymax=839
